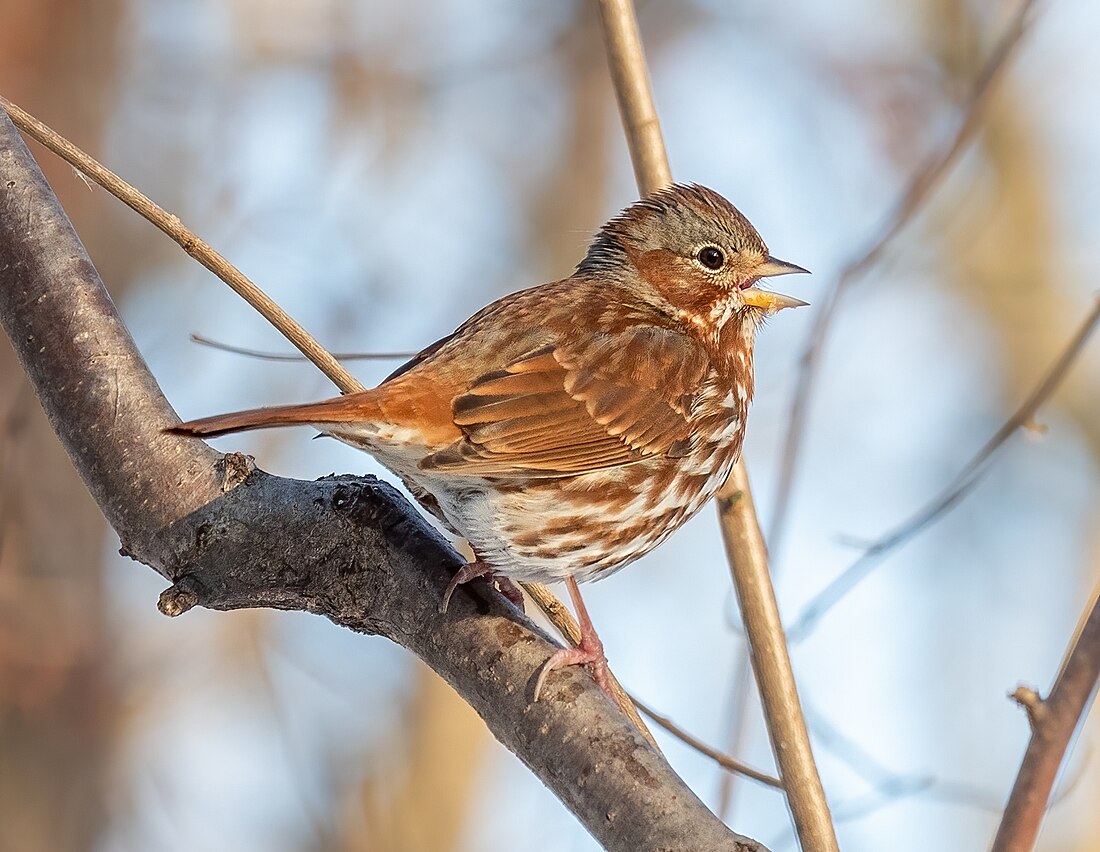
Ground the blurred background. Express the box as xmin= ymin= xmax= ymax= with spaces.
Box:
xmin=2 ymin=0 xmax=1098 ymax=849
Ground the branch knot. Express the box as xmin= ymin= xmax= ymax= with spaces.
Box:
xmin=158 ymin=575 xmax=204 ymax=617
xmin=1010 ymin=684 xmax=1048 ymax=730
xmin=217 ymin=451 xmax=255 ymax=491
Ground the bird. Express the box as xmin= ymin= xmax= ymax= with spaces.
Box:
xmin=167 ymin=183 xmax=808 ymax=701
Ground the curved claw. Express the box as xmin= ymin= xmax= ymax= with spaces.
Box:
xmin=533 ymin=639 xmax=611 ymax=702
xmin=440 ymin=561 xmax=492 ymax=614
xmin=440 ymin=561 xmax=525 ymax=614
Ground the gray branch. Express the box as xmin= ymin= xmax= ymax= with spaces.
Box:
xmin=0 ymin=110 xmax=765 ymax=851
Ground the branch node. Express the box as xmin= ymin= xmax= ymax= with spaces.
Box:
xmin=158 ymin=576 xmax=203 ymax=617
xmin=716 ymin=489 xmax=743 ymax=507
xmin=1010 ymin=684 xmax=1048 ymax=729
xmin=217 ymin=451 xmax=255 ymax=492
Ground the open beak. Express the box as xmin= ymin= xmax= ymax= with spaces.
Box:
xmin=741 ymin=255 xmax=810 ymax=314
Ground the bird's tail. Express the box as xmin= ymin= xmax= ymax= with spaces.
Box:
xmin=166 ymin=392 xmax=382 ymax=439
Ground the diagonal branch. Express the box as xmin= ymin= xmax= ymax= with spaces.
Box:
xmin=595 ymin=1 xmax=839 ymax=850
xmin=0 ymin=96 xmax=361 ymax=394
xmin=787 ymin=294 xmax=1100 ymax=641
xmin=991 ymin=583 xmax=1100 ymax=852
xmin=189 ymin=332 xmax=414 ymax=361
xmin=631 ymin=695 xmax=783 ymax=789
xmin=768 ymin=0 xmax=1040 ymax=561
xmin=0 ymin=106 xmax=763 ymax=852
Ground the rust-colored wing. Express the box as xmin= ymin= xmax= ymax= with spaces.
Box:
xmin=420 ymin=326 xmax=709 ymax=478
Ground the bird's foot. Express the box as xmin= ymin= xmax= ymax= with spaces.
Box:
xmin=533 ymin=632 xmax=612 ymax=702
xmin=440 ymin=560 xmax=524 ymax=613
xmin=533 ymin=576 xmax=613 ymax=702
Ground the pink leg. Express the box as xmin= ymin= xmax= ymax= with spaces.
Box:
xmin=440 ymin=560 xmax=524 ymax=613
xmin=533 ymin=576 xmax=613 ymax=701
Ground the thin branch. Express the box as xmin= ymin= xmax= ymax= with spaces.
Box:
xmin=596 ymin=0 xmax=671 ymax=193
xmin=190 ymin=333 xmax=414 ymax=361
xmin=721 ymin=2 xmax=1041 ymax=812
xmin=787 ymin=295 xmax=1100 ymax=642
xmin=594 ymin=2 xmax=839 ymax=849
xmin=767 ymin=0 xmax=1040 ymax=562
xmin=0 ymin=103 xmax=765 ymax=852
xmin=631 ymin=695 xmax=783 ymax=789
xmin=0 ymin=95 xmax=364 ymax=395
xmin=714 ymin=650 xmax=755 ymax=819
xmin=992 ymin=582 xmax=1100 ymax=852
xmin=714 ymin=480 xmax=838 ymax=852
xmin=0 ymin=95 xmax=650 ymax=736
xmin=806 ymin=702 xmax=1003 ymax=819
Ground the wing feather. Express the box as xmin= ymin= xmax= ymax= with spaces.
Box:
xmin=420 ymin=327 xmax=710 ymax=478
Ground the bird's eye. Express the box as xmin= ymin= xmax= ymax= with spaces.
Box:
xmin=696 ymin=245 xmax=725 ymax=271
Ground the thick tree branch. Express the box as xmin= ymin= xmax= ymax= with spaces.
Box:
xmin=0 ymin=110 xmax=763 ymax=851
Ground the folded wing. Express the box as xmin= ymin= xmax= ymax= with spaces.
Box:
xmin=420 ymin=326 xmax=709 ymax=478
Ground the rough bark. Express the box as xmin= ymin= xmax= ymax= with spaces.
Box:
xmin=0 ymin=110 xmax=765 ymax=852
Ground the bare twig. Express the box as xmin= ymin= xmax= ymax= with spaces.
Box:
xmin=631 ymin=695 xmax=783 ymax=789
xmin=595 ymin=1 xmax=839 ymax=848
xmin=0 ymin=95 xmax=364 ymax=395
xmin=596 ymin=0 xmax=671 ymax=191
xmin=0 ymin=94 xmax=651 ymax=736
xmin=714 ymin=480 xmax=838 ymax=851
xmin=190 ymin=333 xmax=414 ymax=361
xmin=807 ymin=702 xmax=1003 ymax=818
xmin=767 ymin=0 xmax=1040 ymax=561
xmin=718 ymin=1 xmax=1042 ymax=813
xmin=500 ymin=582 xmax=791 ymax=784
xmin=714 ymin=652 xmax=756 ymax=819
xmin=788 ymin=295 xmax=1100 ymax=642
xmin=992 ymin=582 xmax=1100 ymax=852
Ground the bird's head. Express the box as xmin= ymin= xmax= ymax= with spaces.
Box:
xmin=578 ymin=183 xmax=808 ymax=339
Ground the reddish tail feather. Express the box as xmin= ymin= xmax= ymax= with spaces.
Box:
xmin=166 ymin=393 xmax=381 ymax=439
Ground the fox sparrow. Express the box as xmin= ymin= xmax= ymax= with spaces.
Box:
xmin=168 ymin=183 xmax=807 ymax=700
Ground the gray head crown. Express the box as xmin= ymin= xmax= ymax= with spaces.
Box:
xmin=577 ymin=183 xmax=768 ymax=277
